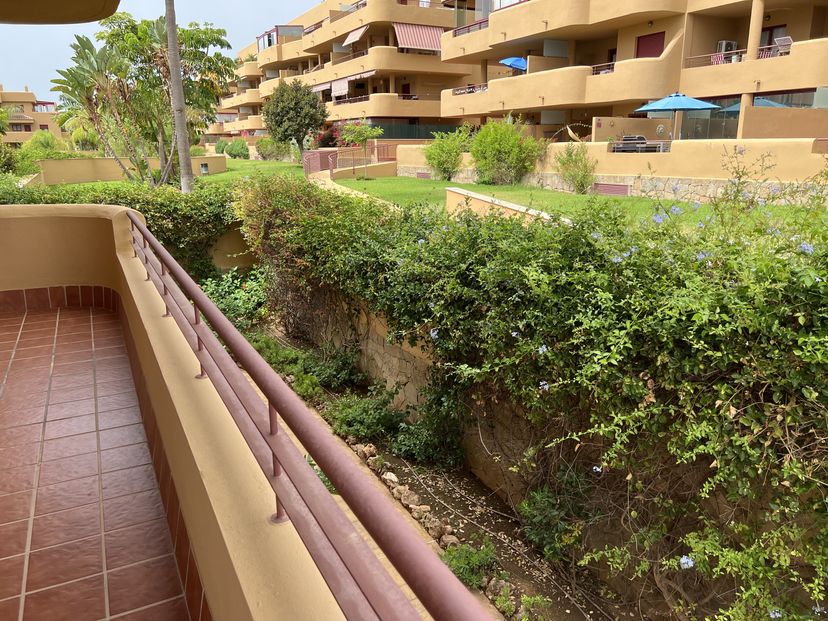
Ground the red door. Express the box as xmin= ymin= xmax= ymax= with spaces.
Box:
xmin=635 ymin=32 xmax=666 ymax=58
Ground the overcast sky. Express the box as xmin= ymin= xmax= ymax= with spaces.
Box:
xmin=0 ymin=0 xmax=318 ymax=100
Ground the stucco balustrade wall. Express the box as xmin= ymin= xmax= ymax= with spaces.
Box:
xmin=0 ymin=205 xmax=346 ymax=621
xmin=32 ymin=156 xmax=227 ymax=186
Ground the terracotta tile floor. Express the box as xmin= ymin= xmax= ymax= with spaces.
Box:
xmin=0 ymin=308 xmax=187 ymax=620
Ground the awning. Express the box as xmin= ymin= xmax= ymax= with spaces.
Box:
xmin=311 ymin=82 xmax=332 ymax=93
xmin=393 ymin=23 xmax=443 ymax=52
xmin=349 ymin=70 xmax=376 ymax=81
xmin=342 ymin=24 xmax=369 ymax=47
xmin=331 ymin=78 xmax=350 ymax=97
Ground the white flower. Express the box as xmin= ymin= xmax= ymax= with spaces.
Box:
xmin=537 ymin=344 xmax=549 ymax=355
xmin=539 ymin=380 xmax=550 ymax=392
xmin=769 ymin=610 xmax=782 ymax=619
xmin=429 ymin=328 xmax=439 ymax=340
xmin=592 ymin=465 xmax=602 ymax=473
xmin=679 ymin=555 xmax=695 ymax=570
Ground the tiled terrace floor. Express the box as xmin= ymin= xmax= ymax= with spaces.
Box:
xmin=0 ymin=308 xmax=187 ymax=620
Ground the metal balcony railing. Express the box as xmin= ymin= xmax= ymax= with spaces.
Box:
xmin=332 ymin=49 xmax=369 ymax=65
xmin=451 ymin=82 xmax=488 ymax=95
xmin=591 ymin=62 xmax=616 ymax=75
xmin=684 ymin=44 xmax=789 ymax=68
xmin=331 ymin=0 xmax=367 ymax=23
xmin=452 ymin=18 xmax=488 ymax=36
xmin=126 ymin=213 xmax=489 ymax=621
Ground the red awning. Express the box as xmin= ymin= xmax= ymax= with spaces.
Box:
xmin=342 ymin=24 xmax=369 ymax=47
xmin=393 ymin=22 xmax=444 ymax=52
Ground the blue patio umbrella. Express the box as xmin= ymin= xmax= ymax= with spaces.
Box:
xmin=720 ymin=97 xmax=788 ymax=113
xmin=499 ymin=57 xmax=527 ymax=71
xmin=635 ymin=93 xmax=720 ymax=139
xmin=635 ymin=93 xmax=721 ymax=113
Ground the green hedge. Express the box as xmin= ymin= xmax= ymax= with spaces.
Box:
xmin=0 ymin=176 xmax=234 ymax=279
xmin=233 ymin=168 xmax=828 ymax=619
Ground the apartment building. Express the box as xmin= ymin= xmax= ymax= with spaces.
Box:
xmin=440 ymin=0 xmax=828 ymax=140
xmin=216 ymin=42 xmax=266 ymax=139
xmin=0 ymin=86 xmax=63 ymax=146
xmin=230 ymin=0 xmax=488 ymax=139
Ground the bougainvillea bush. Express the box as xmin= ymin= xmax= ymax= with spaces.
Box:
xmin=234 ymin=157 xmax=828 ymax=620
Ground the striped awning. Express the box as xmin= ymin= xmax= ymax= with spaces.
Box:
xmin=311 ymin=82 xmax=332 ymax=93
xmin=331 ymin=78 xmax=350 ymax=97
xmin=350 ymin=70 xmax=376 ymax=81
xmin=342 ymin=24 xmax=369 ymax=47
xmin=393 ymin=22 xmax=443 ymax=51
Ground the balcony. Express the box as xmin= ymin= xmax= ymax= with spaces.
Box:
xmin=220 ymin=89 xmax=262 ymax=110
xmin=328 ymin=93 xmax=442 ymax=121
xmin=442 ymin=33 xmax=681 ymax=116
xmin=0 ymin=204 xmax=489 ymax=620
xmin=441 ymin=0 xmax=686 ymax=61
xmin=234 ymin=61 xmax=264 ymax=80
xmin=680 ymin=37 xmax=828 ymax=99
xmin=224 ymin=115 xmax=265 ymax=133
xmin=257 ymin=37 xmax=308 ymax=70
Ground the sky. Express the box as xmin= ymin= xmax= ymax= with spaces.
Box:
xmin=0 ymin=0 xmax=318 ymax=100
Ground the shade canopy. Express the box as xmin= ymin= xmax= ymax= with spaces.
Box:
xmin=720 ymin=97 xmax=788 ymax=113
xmin=1 ymin=0 xmax=119 ymax=23
xmin=311 ymin=82 xmax=332 ymax=93
xmin=342 ymin=25 xmax=369 ymax=47
xmin=636 ymin=93 xmax=720 ymax=112
xmin=499 ymin=57 xmax=527 ymax=71
xmin=393 ymin=23 xmax=443 ymax=51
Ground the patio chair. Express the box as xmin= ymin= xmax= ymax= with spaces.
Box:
xmin=710 ymin=52 xmax=725 ymax=65
xmin=774 ymin=36 xmax=793 ymax=56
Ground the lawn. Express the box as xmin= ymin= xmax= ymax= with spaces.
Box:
xmin=337 ymin=175 xmax=666 ymax=221
xmin=199 ymin=159 xmax=304 ymax=184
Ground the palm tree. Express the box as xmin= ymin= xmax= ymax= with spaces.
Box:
xmin=165 ymin=0 xmax=194 ymax=193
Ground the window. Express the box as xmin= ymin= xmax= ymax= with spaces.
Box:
xmin=10 ymin=124 xmax=25 ymax=132
xmin=39 ymin=125 xmax=49 ymax=131
xmin=760 ymin=25 xmax=787 ymax=47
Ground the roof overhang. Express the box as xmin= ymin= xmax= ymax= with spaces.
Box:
xmin=0 ymin=0 xmax=120 ymax=24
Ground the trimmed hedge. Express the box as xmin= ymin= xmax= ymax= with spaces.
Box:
xmin=233 ymin=167 xmax=828 ymax=619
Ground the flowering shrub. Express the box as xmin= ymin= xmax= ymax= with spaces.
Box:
xmin=425 ymin=124 xmax=473 ymax=181
xmin=235 ymin=158 xmax=828 ymax=619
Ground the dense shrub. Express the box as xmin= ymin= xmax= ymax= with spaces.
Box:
xmin=255 ymin=137 xmax=291 ymax=161
xmin=325 ymin=387 xmax=403 ymax=441
xmin=442 ymin=539 xmax=497 ymax=587
xmin=0 ymin=178 xmax=233 ymax=279
xmin=234 ymin=158 xmax=828 ymax=619
xmin=225 ymin=138 xmax=250 ymax=159
xmin=189 ymin=145 xmax=207 ymax=157
xmin=311 ymin=126 xmax=339 ymax=149
xmin=424 ymin=124 xmax=472 ymax=181
xmin=553 ymin=142 xmax=597 ymax=194
xmin=470 ymin=119 xmax=544 ymax=185
xmin=200 ymin=267 xmax=268 ymax=331
xmin=0 ymin=144 xmax=15 ymax=173
xmin=214 ymin=139 xmax=228 ymax=154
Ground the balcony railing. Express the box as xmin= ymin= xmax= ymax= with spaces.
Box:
xmin=332 ymin=49 xmax=369 ymax=65
xmin=591 ymin=62 xmax=616 ymax=75
xmin=333 ymin=95 xmax=371 ymax=105
xmin=684 ymin=44 xmax=790 ymax=68
xmin=396 ymin=0 xmax=451 ymax=7
xmin=126 ymin=213 xmax=489 ymax=621
xmin=453 ymin=18 xmax=488 ymax=36
xmin=493 ymin=0 xmax=531 ymax=10
xmin=331 ymin=0 xmax=367 ymax=23
xmin=451 ymin=82 xmax=489 ymax=95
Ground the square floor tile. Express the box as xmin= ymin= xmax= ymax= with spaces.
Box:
xmin=0 ymin=443 xmax=40 ymax=470
xmin=0 ymin=596 xmax=20 ymax=619
xmin=0 ymin=424 xmax=41 ymax=449
xmin=0 ymin=491 xmax=32 ymax=526
xmin=0 ymin=554 xmax=24 ymax=599
xmin=104 ymin=489 xmax=164 ymax=532
xmin=107 ymin=555 xmax=181 ymax=616
xmin=0 ymin=464 xmax=36 ymax=495
xmin=39 ymin=452 xmax=99 ymax=487
xmin=97 ymin=393 xmax=139 ymax=414
xmin=0 ymin=520 xmax=29 ymax=560
xmin=49 ymin=373 xmax=94 ymax=391
xmin=101 ymin=444 xmax=151 ymax=473
xmin=26 ymin=536 xmax=102 ymax=592
xmin=22 ymin=573 xmax=104 ymax=621
xmin=41 ymin=432 xmax=97 ymax=462
xmin=45 ymin=398 xmax=95 ymax=422
xmin=105 ymin=518 xmax=173 ymax=570
xmin=48 ymin=385 xmax=95 ymax=406
xmin=102 ymin=465 xmax=157 ymax=501
xmin=35 ymin=476 xmax=99 ymax=516
xmin=99 ymin=424 xmax=145 ymax=450
xmin=31 ymin=503 xmax=101 ymax=551
xmin=114 ymin=596 xmax=189 ymax=621
xmin=98 ymin=407 xmax=141 ymax=430
xmin=44 ymin=415 xmax=96 ymax=441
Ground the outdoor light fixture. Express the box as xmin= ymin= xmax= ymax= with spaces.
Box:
xmin=647 ymin=20 xmax=654 ymax=27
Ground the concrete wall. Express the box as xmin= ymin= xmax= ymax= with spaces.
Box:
xmin=741 ymin=107 xmax=828 ymax=139
xmin=331 ymin=161 xmax=397 ymax=180
xmin=592 ymin=116 xmax=668 ymax=141
xmin=445 ymin=187 xmax=551 ymax=221
xmin=35 ymin=156 xmax=228 ymax=186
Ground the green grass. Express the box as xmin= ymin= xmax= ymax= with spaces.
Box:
xmin=199 ymin=159 xmax=304 ymax=184
xmin=337 ymin=175 xmax=663 ymax=220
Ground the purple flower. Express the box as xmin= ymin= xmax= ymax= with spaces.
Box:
xmin=800 ymin=242 xmax=815 ymax=255
xmin=670 ymin=205 xmax=682 ymax=215
xmin=417 ymin=238 xmax=426 ymax=245
xmin=591 ymin=231 xmax=602 ymax=240
xmin=671 ymin=183 xmax=680 ymax=194
xmin=697 ymin=222 xmax=705 ymax=229
xmin=696 ymin=251 xmax=710 ymax=262
xmin=652 ymin=213 xmax=666 ymax=225
xmin=736 ymin=146 xmax=746 ymax=156
xmin=692 ymin=201 xmax=701 ymax=211
xmin=611 ymin=255 xmax=623 ymax=264
xmin=429 ymin=328 xmax=439 ymax=340
xmin=539 ymin=380 xmax=550 ymax=392
xmin=538 ymin=344 xmax=549 ymax=355
xmin=679 ymin=555 xmax=695 ymax=570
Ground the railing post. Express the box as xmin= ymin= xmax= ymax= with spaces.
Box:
xmin=161 ymin=264 xmax=170 ymax=317
xmin=269 ymin=401 xmax=288 ymax=523
xmin=193 ymin=302 xmax=207 ymax=379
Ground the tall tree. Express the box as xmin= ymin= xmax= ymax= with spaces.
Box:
xmin=262 ymin=81 xmax=327 ymax=156
xmin=0 ymin=107 xmax=8 ymax=136
xmin=165 ymin=0 xmax=194 ymax=193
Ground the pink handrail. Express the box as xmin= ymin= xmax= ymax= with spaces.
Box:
xmin=126 ymin=212 xmax=490 ymax=621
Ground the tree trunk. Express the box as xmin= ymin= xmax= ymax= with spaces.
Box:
xmin=165 ymin=0 xmax=194 ymax=193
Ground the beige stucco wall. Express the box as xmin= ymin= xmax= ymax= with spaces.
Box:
xmin=331 ymin=161 xmax=397 ymax=179
xmin=34 ymin=156 xmax=228 ymax=186
xmin=0 ymin=205 xmax=345 ymax=621
xmin=741 ymin=107 xmax=828 ymax=140
xmin=445 ymin=187 xmax=551 ymax=220
xmin=592 ymin=116 xmax=668 ymax=141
